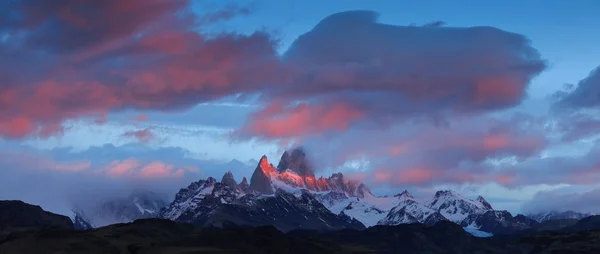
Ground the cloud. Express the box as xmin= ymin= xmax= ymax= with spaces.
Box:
xmin=522 ymin=187 xmax=600 ymax=214
xmin=554 ymin=66 xmax=600 ymax=109
xmin=121 ymin=128 xmax=156 ymax=143
xmin=241 ymin=101 xmax=364 ymax=139
xmin=550 ymin=66 xmax=600 ymax=142
xmin=296 ymin=113 xmax=548 ymax=187
xmin=0 ymin=0 xmax=281 ymax=138
xmin=0 ymin=143 xmax=255 ymax=215
xmin=503 ymin=144 xmax=600 ymax=186
xmin=103 ymin=159 xmax=184 ymax=179
xmin=239 ymin=10 xmax=545 ymax=138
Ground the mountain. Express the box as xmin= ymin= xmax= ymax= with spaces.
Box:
xmin=251 ymin=150 xmax=372 ymax=197
xmin=315 ymin=190 xmax=401 ymax=227
xmin=244 ymin=151 xmax=393 ymax=227
xmin=0 ymin=200 xmax=73 ymax=230
xmin=461 ymin=210 xmax=539 ymax=235
xmin=566 ymin=215 xmax=600 ymax=232
xmin=70 ymin=211 xmax=93 ymax=230
xmin=160 ymin=170 xmax=364 ymax=232
xmin=161 ymin=149 xmax=539 ymax=233
xmin=529 ymin=210 xmax=595 ymax=222
xmin=377 ymin=190 xmax=447 ymax=226
xmin=427 ymin=190 xmax=492 ymax=223
xmin=73 ymin=190 xmax=168 ymax=228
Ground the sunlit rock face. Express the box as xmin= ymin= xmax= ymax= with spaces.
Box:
xmin=250 ymin=149 xmax=372 ymax=198
xmin=249 ymin=155 xmax=277 ymax=194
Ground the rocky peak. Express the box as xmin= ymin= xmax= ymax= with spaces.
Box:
xmin=276 ymin=147 xmax=315 ymax=178
xmin=433 ymin=190 xmax=457 ymax=198
xmin=276 ymin=150 xmax=291 ymax=173
xmin=476 ymin=196 xmax=493 ymax=210
xmin=220 ymin=171 xmax=237 ymax=188
xmin=206 ymin=177 xmax=217 ymax=184
xmin=250 ymin=155 xmax=276 ymax=194
xmin=239 ymin=177 xmax=249 ymax=190
xmin=356 ymin=183 xmax=372 ymax=198
xmin=394 ymin=190 xmax=414 ymax=200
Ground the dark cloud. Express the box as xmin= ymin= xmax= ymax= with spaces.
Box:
xmin=554 ymin=66 xmax=600 ymax=109
xmin=502 ymin=143 xmax=600 ymax=187
xmin=241 ymin=10 xmax=546 ymax=138
xmin=522 ymin=187 xmax=600 ymax=214
xmin=549 ymin=66 xmax=600 ymax=143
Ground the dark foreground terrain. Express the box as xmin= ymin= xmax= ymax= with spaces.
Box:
xmin=2 ymin=218 xmax=600 ymax=254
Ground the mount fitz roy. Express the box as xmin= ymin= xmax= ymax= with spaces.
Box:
xmin=153 ymin=147 xmax=535 ymax=235
xmin=70 ymin=148 xmax=596 ymax=235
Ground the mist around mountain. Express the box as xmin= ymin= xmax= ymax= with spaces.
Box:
xmin=5 ymin=147 xmax=600 ymax=253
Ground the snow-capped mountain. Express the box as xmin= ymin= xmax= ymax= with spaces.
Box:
xmin=528 ymin=211 xmax=595 ymax=222
xmin=245 ymin=148 xmax=402 ymax=227
xmin=159 ymin=168 xmax=364 ymax=232
xmin=377 ymin=190 xmax=447 ymax=226
xmin=160 ymin=174 xmax=247 ymax=222
xmin=427 ymin=190 xmax=492 ymax=223
xmin=70 ymin=211 xmax=93 ymax=230
xmin=73 ymin=190 xmax=168 ymax=228
xmin=150 ymin=148 xmax=595 ymax=235
xmin=461 ymin=210 xmax=538 ymax=235
xmin=318 ymin=192 xmax=401 ymax=227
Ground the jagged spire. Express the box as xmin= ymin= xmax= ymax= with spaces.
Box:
xmin=239 ymin=176 xmax=249 ymax=187
xmin=220 ymin=171 xmax=237 ymax=188
xmin=250 ymin=155 xmax=276 ymax=194
xmin=276 ymin=150 xmax=291 ymax=173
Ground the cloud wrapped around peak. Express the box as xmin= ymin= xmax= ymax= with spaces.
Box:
xmin=241 ymin=10 xmax=546 ymax=138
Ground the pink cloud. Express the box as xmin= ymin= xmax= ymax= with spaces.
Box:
xmin=242 ymin=101 xmax=364 ymax=138
xmin=0 ymin=0 xmax=280 ymax=139
xmin=103 ymin=159 xmax=186 ymax=179
xmin=395 ymin=168 xmax=436 ymax=185
xmin=138 ymin=162 xmax=185 ymax=179
xmin=105 ymin=159 xmax=140 ymax=177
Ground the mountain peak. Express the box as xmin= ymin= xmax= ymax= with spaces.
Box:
xmin=250 ymin=156 xmax=276 ymax=194
xmin=239 ymin=176 xmax=249 ymax=190
xmin=433 ymin=190 xmax=461 ymax=198
xmin=220 ymin=171 xmax=237 ymax=188
xmin=276 ymin=147 xmax=315 ymax=178
xmin=276 ymin=150 xmax=291 ymax=172
xmin=259 ymin=155 xmax=270 ymax=166
xmin=394 ymin=190 xmax=414 ymax=200
xmin=476 ymin=195 xmax=493 ymax=210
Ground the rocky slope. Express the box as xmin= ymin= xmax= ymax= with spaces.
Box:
xmin=0 ymin=200 xmax=73 ymax=230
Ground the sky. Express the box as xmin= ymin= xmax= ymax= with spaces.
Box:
xmin=1 ymin=0 xmax=600 ymax=215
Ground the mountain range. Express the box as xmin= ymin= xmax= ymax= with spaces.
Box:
xmin=55 ymin=148 xmax=597 ymax=236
